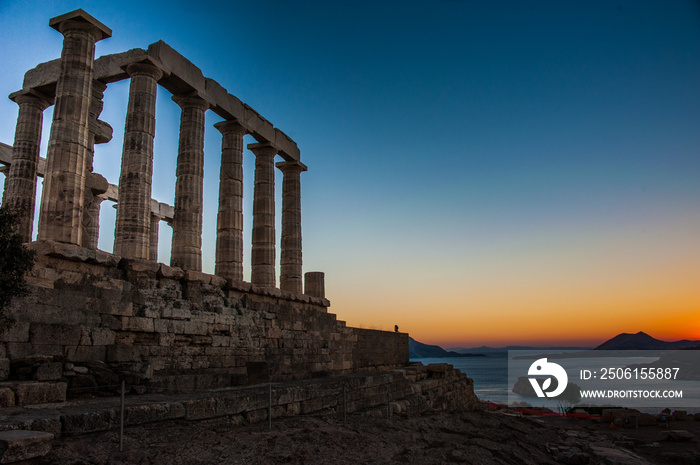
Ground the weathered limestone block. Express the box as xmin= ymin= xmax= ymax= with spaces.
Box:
xmin=106 ymin=345 xmax=142 ymax=363
xmin=0 ymin=359 xmax=8 ymax=381
xmin=29 ymin=324 xmax=81 ymax=346
xmin=61 ymin=409 xmax=118 ymax=434
xmin=12 ymin=381 xmax=67 ymax=405
xmin=157 ymin=263 xmax=184 ymax=280
xmin=0 ymin=323 xmax=29 ymax=343
xmin=0 ymin=430 xmax=54 ymax=464
xmin=35 ymin=362 xmax=62 ymax=381
xmin=125 ymin=403 xmax=185 ymax=426
xmin=90 ymin=328 xmax=115 ymax=346
xmin=121 ymin=317 xmax=154 ymax=333
xmin=65 ymin=345 xmax=106 ymax=363
xmin=0 ymin=387 xmax=15 ymax=408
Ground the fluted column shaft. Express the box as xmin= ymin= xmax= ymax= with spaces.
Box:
xmin=149 ymin=213 xmax=163 ymax=261
xmin=114 ymin=62 xmax=163 ymax=259
xmin=80 ymin=80 xmax=109 ymax=249
xmin=249 ymin=143 xmax=277 ymax=287
xmin=277 ymin=161 xmax=306 ymax=293
xmin=214 ymin=120 xmax=246 ymax=281
xmin=2 ymin=91 xmax=52 ymax=242
xmin=170 ymin=95 xmax=209 ymax=271
xmin=38 ymin=14 xmax=111 ymax=244
xmin=84 ymin=194 xmax=105 ymax=249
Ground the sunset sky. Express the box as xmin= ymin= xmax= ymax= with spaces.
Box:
xmin=0 ymin=0 xmax=698 ymax=348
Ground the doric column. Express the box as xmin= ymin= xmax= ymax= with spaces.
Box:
xmin=114 ymin=61 xmax=164 ymax=259
xmin=83 ymin=193 xmax=106 ymax=249
xmin=170 ymin=94 xmax=209 ymax=271
xmin=149 ymin=213 xmax=163 ymax=262
xmin=214 ymin=120 xmax=246 ymax=282
xmin=80 ymin=80 xmax=110 ymax=249
xmin=276 ymin=160 xmax=307 ymax=293
xmin=2 ymin=90 xmax=53 ymax=242
xmin=37 ymin=10 xmax=111 ymax=244
xmin=249 ymin=142 xmax=277 ymax=288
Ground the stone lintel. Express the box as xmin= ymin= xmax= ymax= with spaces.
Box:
xmin=49 ymin=9 xmax=112 ymax=40
xmin=150 ymin=199 xmax=174 ymax=221
xmin=148 ymin=40 xmax=206 ymax=97
xmin=274 ymin=129 xmax=300 ymax=160
xmin=17 ymin=41 xmax=301 ymax=161
xmin=0 ymin=142 xmax=13 ymax=166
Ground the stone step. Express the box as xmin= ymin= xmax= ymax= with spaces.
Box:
xmin=0 ymin=430 xmax=54 ymax=464
xmin=0 ymin=381 xmax=67 ymax=407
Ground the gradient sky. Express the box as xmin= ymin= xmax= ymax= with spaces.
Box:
xmin=1 ymin=0 xmax=698 ymax=348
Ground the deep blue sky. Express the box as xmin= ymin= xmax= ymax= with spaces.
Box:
xmin=1 ymin=1 xmax=698 ymax=345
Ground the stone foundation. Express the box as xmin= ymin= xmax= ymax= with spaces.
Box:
xmin=0 ymin=241 xmax=408 ymax=393
xmin=0 ymin=364 xmax=478 ymax=439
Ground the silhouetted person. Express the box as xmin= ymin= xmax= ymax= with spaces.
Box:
xmin=394 ymin=325 xmax=399 ymax=333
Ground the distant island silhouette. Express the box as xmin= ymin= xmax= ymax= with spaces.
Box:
xmin=408 ymin=337 xmax=588 ymax=358
xmin=595 ymin=331 xmax=700 ymax=350
xmin=409 ymin=331 xmax=700 ymax=358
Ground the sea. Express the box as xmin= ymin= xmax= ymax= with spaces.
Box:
xmin=412 ymin=353 xmax=509 ymax=405
xmin=412 ymin=353 xmax=700 ymax=414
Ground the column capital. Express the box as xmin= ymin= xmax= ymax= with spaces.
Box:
xmin=214 ymin=119 xmax=247 ymax=136
xmin=9 ymin=89 xmax=54 ymax=109
xmin=172 ymin=93 xmax=209 ymax=111
xmin=124 ymin=60 xmax=165 ymax=81
xmin=276 ymin=160 xmax=307 ymax=174
xmin=49 ymin=9 xmax=112 ymax=41
xmin=248 ymin=142 xmax=277 ymax=157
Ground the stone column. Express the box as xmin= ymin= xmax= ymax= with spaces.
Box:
xmin=304 ymin=272 xmax=325 ymax=298
xmin=37 ymin=10 xmax=111 ymax=244
xmin=80 ymin=80 xmax=111 ymax=249
xmin=276 ymin=160 xmax=307 ymax=294
xmin=2 ymin=90 xmax=53 ymax=242
xmin=149 ymin=213 xmax=163 ymax=262
xmin=114 ymin=61 xmax=163 ymax=259
xmin=214 ymin=120 xmax=246 ymax=282
xmin=170 ymin=94 xmax=209 ymax=271
xmin=249 ymin=143 xmax=277 ymax=288
xmin=83 ymin=193 xmax=106 ymax=249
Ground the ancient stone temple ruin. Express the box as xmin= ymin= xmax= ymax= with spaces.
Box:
xmin=0 ymin=11 xmax=475 ymax=424
xmin=0 ymin=8 xmax=410 ymax=389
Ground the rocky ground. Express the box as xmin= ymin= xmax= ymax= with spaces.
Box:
xmin=33 ymin=407 xmax=700 ymax=465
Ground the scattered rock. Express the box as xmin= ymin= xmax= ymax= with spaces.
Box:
xmin=659 ymin=430 xmax=695 ymax=442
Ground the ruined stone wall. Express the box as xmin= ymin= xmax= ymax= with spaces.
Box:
xmin=0 ymin=241 xmax=408 ymax=392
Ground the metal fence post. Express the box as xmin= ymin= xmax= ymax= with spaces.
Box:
xmin=119 ymin=380 xmax=125 ymax=451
